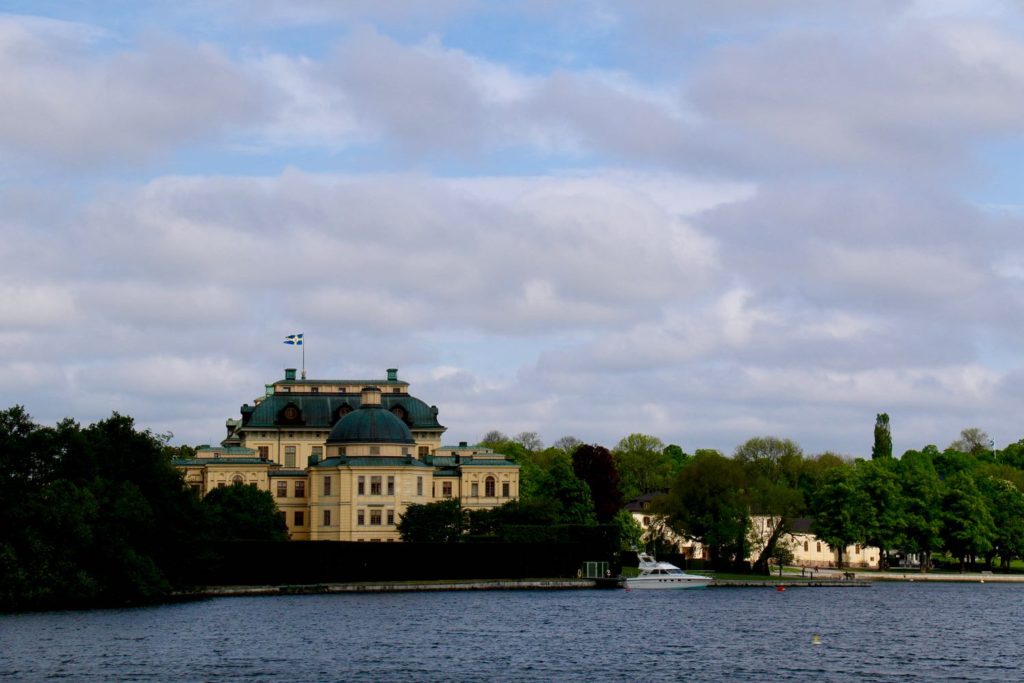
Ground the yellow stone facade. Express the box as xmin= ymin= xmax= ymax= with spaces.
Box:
xmin=175 ymin=368 xmax=519 ymax=541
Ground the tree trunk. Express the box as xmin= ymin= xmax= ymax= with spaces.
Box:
xmin=753 ymin=523 xmax=786 ymax=576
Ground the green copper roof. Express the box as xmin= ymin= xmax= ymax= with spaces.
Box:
xmin=172 ymin=458 xmax=267 ymax=465
xmin=327 ymin=405 xmax=416 ymax=445
xmin=240 ymin=394 xmax=443 ymax=431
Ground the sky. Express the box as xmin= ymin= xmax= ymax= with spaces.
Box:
xmin=3 ymin=0 xmax=1024 ymax=457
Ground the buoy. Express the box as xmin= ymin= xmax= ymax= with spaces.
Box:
xmin=776 ymin=585 xmax=785 ymax=592
xmin=812 ymin=634 xmax=822 ymax=646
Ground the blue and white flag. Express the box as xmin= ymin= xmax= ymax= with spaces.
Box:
xmin=283 ymin=333 xmax=304 ymax=346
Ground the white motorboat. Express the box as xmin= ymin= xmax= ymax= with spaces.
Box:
xmin=623 ymin=553 xmax=713 ymax=589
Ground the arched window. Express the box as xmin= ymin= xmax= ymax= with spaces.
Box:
xmin=803 ymin=541 xmax=808 ymax=552
xmin=484 ymin=476 xmax=496 ymax=497
xmin=231 ymin=474 xmax=244 ymax=485
xmin=816 ymin=542 xmax=821 ymax=552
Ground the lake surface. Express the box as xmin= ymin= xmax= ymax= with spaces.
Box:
xmin=1 ymin=583 xmax=1020 ymax=681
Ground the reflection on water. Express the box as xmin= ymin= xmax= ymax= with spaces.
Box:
xmin=1 ymin=583 xmax=1021 ymax=681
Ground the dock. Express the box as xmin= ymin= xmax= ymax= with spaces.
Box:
xmin=710 ymin=579 xmax=870 ymax=588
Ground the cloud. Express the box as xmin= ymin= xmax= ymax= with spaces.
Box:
xmin=0 ymin=15 xmax=262 ymax=168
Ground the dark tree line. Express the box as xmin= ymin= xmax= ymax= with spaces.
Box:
xmin=0 ymin=406 xmax=285 ymax=611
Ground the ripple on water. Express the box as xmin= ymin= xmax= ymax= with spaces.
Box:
xmin=1 ymin=584 xmax=1023 ymax=681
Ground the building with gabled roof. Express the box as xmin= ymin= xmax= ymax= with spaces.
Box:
xmin=174 ymin=368 xmax=518 ymax=541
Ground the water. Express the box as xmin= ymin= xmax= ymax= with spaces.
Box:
xmin=1 ymin=583 xmax=1021 ymax=681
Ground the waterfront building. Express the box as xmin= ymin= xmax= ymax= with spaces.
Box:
xmin=626 ymin=495 xmax=879 ymax=568
xmin=174 ymin=368 xmax=519 ymax=541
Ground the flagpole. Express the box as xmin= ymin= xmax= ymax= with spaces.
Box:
xmin=302 ymin=337 xmax=306 ymax=379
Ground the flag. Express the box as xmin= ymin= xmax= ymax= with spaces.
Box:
xmin=284 ymin=333 xmax=304 ymax=346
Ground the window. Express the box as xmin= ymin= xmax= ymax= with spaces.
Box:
xmin=387 ymin=476 xmax=395 ymax=496
xmin=218 ymin=482 xmax=226 ymax=488
xmin=471 ymin=482 xmax=479 ymax=497
xmin=323 ymin=476 xmax=332 ymax=496
xmin=416 ymin=476 xmax=423 ymax=496
xmin=370 ymin=446 xmax=380 ymax=455
xmin=295 ymin=481 xmax=305 ymax=498
xmin=643 ymin=516 xmax=651 ymax=527
xmin=442 ymin=481 xmax=452 ymax=498
xmin=285 ymin=445 xmax=296 ymax=468
xmin=358 ymin=476 xmax=365 ymax=495
xmin=387 ymin=510 xmax=394 ymax=525
xmin=311 ymin=387 xmax=319 ymax=393
xmin=485 ymin=476 xmax=496 ymax=497
xmin=232 ymin=474 xmax=244 ymax=485
xmin=816 ymin=542 xmax=821 ymax=552
xmin=370 ymin=509 xmax=382 ymax=525
xmin=418 ymin=446 xmax=429 ymax=458
xmin=311 ymin=446 xmax=322 ymax=460
xmin=258 ymin=446 xmax=269 ymax=459
xmin=323 ymin=510 xmax=331 ymax=526
xmin=276 ymin=481 xmax=287 ymax=498
xmin=804 ymin=541 xmax=809 ymax=552
xmin=278 ymin=512 xmax=286 ymax=526
xmin=393 ymin=387 xmax=401 ymax=393
xmin=294 ymin=511 xmax=304 ymax=526
xmin=357 ymin=510 xmax=365 ymax=526
xmin=370 ymin=476 xmax=382 ymax=495
xmin=502 ymin=482 xmax=510 ymax=497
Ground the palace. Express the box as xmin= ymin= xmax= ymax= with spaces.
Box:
xmin=173 ymin=368 xmax=519 ymax=541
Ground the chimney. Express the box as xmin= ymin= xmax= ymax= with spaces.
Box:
xmin=360 ymin=385 xmax=382 ymax=407
xmin=387 ymin=368 xmax=398 ymax=381
xmin=459 ymin=441 xmax=468 ymax=447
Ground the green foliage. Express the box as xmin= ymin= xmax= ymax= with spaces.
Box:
xmin=811 ymin=467 xmax=868 ymax=568
xmin=0 ymin=406 xmax=204 ymax=610
xmin=872 ymin=413 xmax=892 ymax=459
xmin=898 ymin=450 xmax=944 ymax=570
xmin=611 ymin=508 xmax=644 ymax=551
xmin=853 ymin=458 xmax=904 ymax=566
xmin=657 ymin=450 xmax=750 ymax=570
xmin=734 ymin=436 xmax=806 ymax=574
xmin=940 ymin=471 xmax=995 ymax=569
xmin=397 ymin=498 xmax=467 ymax=543
xmin=613 ymin=433 xmax=673 ymax=501
xmin=949 ymin=427 xmax=993 ymax=458
xmin=977 ymin=476 xmax=1024 ymax=569
xmin=202 ymin=483 xmax=288 ymax=542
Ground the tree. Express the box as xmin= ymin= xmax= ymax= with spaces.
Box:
xmin=537 ymin=460 xmax=597 ymax=524
xmin=853 ymin=458 xmax=904 ymax=568
xmin=976 ymin=475 xmax=1024 ymax=570
xmin=513 ymin=431 xmax=543 ymax=452
xmin=552 ymin=435 xmax=583 ymax=455
xmin=662 ymin=444 xmax=690 ymax=472
xmin=0 ymin=407 xmax=206 ymax=609
xmin=811 ymin=467 xmax=866 ymax=568
xmin=612 ymin=508 xmax=644 ymax=551
xmin=898 ymin=450 xmax=944 ymax=572
xmin=940 ymin=471 xmax=995 ymax=571
xmin=397 ymin=498 xmax=467 ymax=543
xmin=613 ymin=433 xmax=673 ymax=501
xmin=479 ymin=430 xmax=508 ymax=446
xmin=657 ymin=451 xmax=749 ymax=570
xmin=734 ymin=436 xmax=806 ymax=574
xmin=872 ymin=413 xmax=892 ymax=460
xmin=950 ymin=428 xmax=993 ymax=459
xmin=202 ymin=482 xmax=288 ymax=542
xmin=572 ymin=444 xmax=624 ymax=523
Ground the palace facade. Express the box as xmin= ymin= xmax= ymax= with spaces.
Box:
xmin=173 ymin=368 xmax=519 ymax=541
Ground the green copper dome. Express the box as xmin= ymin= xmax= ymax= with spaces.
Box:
xmin=326 ymin=404 xmax=415 ymax=445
